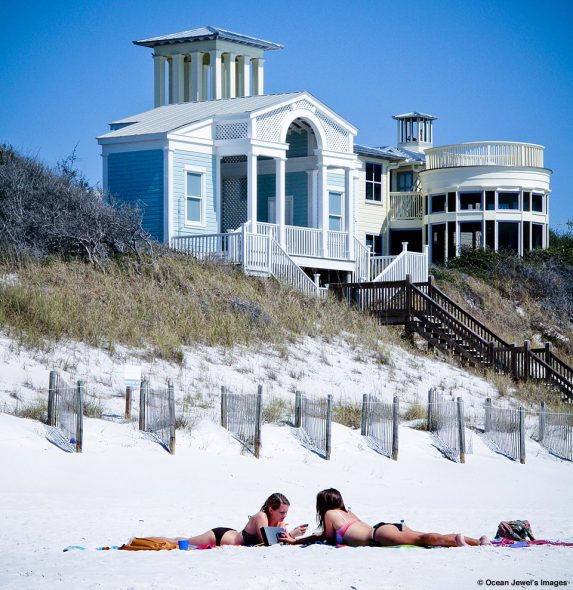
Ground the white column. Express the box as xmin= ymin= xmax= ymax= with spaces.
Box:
xmin=252 ymin=58 xmax=264 ymax=95
xmin=247 ymin=153 xmax=258 ymax=226
xmin=275 ymin=157 xmax=286 ymax=248
xmin=183 ymin=57 xmax=190 ymax=102
xmin=190 ymin=52 xmax=203 ymax=102
xmin=236 ymin=55 xmax=251 ymax=97
xmin=317 ymin=160 xmax=328 ymax=257
xmin=345 ymin=167 xmax=355 ymax=259
xmin=202 ymin=58 xmax=209 ymax=100
xmin=226 ymin=53 xmax=237 ymax=99
xmin=153 ymin=55 xmax=166 ymax=107
xmin=171 ymin=54 xmax=185 ymax=104
xmin=215 ymin=155 xmax=222 ymax=231
xmin=168 ymin=58 xmax=174 ymax=104
xmin=210 ymin=50 xmax=222 ymax=100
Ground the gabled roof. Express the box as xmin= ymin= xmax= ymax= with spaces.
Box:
xmin=354 ymin=144 xmax=425 ymax=163
xmin=393 ymin=112 xmax=437 ymax=121
xmin=98 ymin=92 xmax=356 ymax=140
xmin=133 ymin=26 xmax=282 ymax=50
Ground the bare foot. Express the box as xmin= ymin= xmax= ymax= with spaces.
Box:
xmin=455 ymin=534 xmax=468 ymax=546
xmin=479 ymin=535 xmax=491 ymax=546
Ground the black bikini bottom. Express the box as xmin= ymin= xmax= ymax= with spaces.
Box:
xmin=211 ymin=527 xmax=235 ymax=546
xmin=371 ymin=521 xmax=404 ymax=545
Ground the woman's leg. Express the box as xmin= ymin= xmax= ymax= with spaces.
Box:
xmin=374 ymin=524 xmax=488 ymax=547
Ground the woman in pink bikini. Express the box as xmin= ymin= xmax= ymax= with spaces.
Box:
xmin=282 ymin=488 xmax=490 ymax=547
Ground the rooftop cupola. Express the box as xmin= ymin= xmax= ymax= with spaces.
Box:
xmin=393 ymin=112 xmax=437 ymax=153
xmin=134 ymin=26 xmax=283 ymax=107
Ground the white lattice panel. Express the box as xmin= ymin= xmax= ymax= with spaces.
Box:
xmin=222 ymin=178 xmax=247 ymax=232
xmin=316 ymin=111 xmax=350 ymax=153
xmin=292 ymin=99 xmax=315 ymax=111
xmin=255 ymin=105 xmax=291 ymax=143
xmin=215 ymin=122 xmax=248 ymax=140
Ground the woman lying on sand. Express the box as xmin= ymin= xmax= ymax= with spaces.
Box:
xmin=121 ymin=492 xmax=308 ymax=550
xmin=280 ymin=488 xmax=490 ymax=547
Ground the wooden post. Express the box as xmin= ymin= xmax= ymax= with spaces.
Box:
xmin=76 ymin=380 xmax=84 ymax=453
xmin=138 ymin=378 xmax=147 ymax=431
xmin=539 ymin=401 xmax=546 ymax=442
xmin=125 ymin=386 xmax=132 ymax=420
xmin=168 ymin=380 xmax=175 ymax=455
xmin=484 ymin=398 xmax=492 ymax=433
xmin=220 ymin=386 xmax=227 ymax=429
xmin=489 ymin=341 xmax=495 ymax=370
xmin=48 ymin=370 xmax=57 ymax=426
xmin=325 ymin=394 xmax=333 ymax=461
xmin=392 ymin=396 xmax=399 ymax=461
xmin=254 ymin=384 xmax=263 ymax=459
xmin=427 ymin=388 xmax=435 ymax=432
xmin=519 ymin=406 xmax=526 ymax=464
xmin=456 ymin=397 xmax=466 ymax=464
xmin=510 ymin=344 xmax=517 ymax=379
xmin=523 ymin=340 xmax=530 ymax=381
xmin=360 ymin=393 xmax=368 ymax=436
xmin=295 ymin=391 xmax=302 ymax=428
xmin=405 ymin=274 xmax=412 ymax=322
xmin=544 ymin=342 xmax=552 ymax=383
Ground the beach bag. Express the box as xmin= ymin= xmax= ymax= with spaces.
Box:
xmin=495 ymin=520 xmax=535 ymax=541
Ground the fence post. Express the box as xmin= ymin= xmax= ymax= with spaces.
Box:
xmin=489 ymin=341 xmax=495 ymax=370
xmin=539 ymin=401 xmax=546 ymax=442
xmin=168 ymin=380 xmax=175 ymax=455
xmin=295 ymin=391 xmax=302 ymax=428
xmin=392 ymin=396 xmax=399 ymax=461
xmin=510 ymin=344 xmax=517 ymax=379
xmin=220 ymin=386 xmax=227 ymax=429
xmin=125 ymin=386 xmax=132 ymax=420
xmin=427 ymin=388 xmax=435 ymax=431
xmin=484 ymin=398 xmax=492 ymax=433
xmin=139 ymin=378 xmax=147 ymax=431
xmin=325 ymin=394 xmax=333 ymax=461
xmin=405 ymin=274 xmax=412 ymax=319
xmin=544 ymin=342 xmax=552 ymax=383
xmin=456 ymin=397 xmax=466 ymax=464
xmin=48 ymin=370 xmax=57 ymax=426
xmin=254 ymin=384 xmax=263 ymax=459
xmin=360 ymin=394 xmax=368 ymax=436
xmin=519 ymin=406 xmax=526 ymax=464
xmin=76 ymin=380 xmax=84 ymax=453
xmin=523 ymin=340 xmax=530 ymax=381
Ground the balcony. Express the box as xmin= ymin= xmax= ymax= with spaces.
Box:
xmin=425 ymin=142 xmax=544 ymax=170
xmin=389 ymin=192 xmax=424 ymax=220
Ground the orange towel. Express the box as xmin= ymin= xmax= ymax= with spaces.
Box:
xmin=119 ymin=537 xmax=178 ymax=551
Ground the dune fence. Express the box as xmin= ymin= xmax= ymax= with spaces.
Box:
xmin=533 ymin=402 xmax=573 ymax=461
xmin=220 ymin=384 xmax=263 ymax=458
xmin=47 ymin=370 xmax=83 ymax=453
xmin=139 ymin=378 xmax=175 ymax=454
xmin=482 ymin=398 xmax=525 ymax=463
xmin=361 ymin=394 xmax=399 ymax=460
xmin=427 ymin=388 xmax=472 ymax=463
xmin=295 ymin=392 xmax=332 ymax=460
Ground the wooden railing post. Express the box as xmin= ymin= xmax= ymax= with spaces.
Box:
xmin=510 ymin=344 xmax=517 ymax=379
xmin=544 ymin=342 xmax=552 ymax=383
xmin=325 ymin=394 xmax=333 ymax=461
xmin=456 ymin=397 xmax=466 ymax=464
xmin=539 ymin=401 xmax=546 ymax=443
xmin=392 ymin=396 xmax=399 ymax=461
xmin=489 ymin=341 xmax=495 ymax=369
xmin=254 ymin=384 xmax=263 ymax=459
xmin=405 ymin=274 xmax=412 ymax=320
xmin=76 ymin=380 xmax=84 ymax=453
xmin=168 ymin=380 xmax=175 ymax=455
xmin=484 ymin=398 xmax=492 ymax=433
xmin=125 ymin=386 xmax=132 ymax=420
xmin=523 ymin=340 xmax=530 ymax=381
xmin=360 ymin=393 xmax=368 ymax=436
xmin=295 ymin=391 xmax=302 ymax=428
xmin=48 ymin=370 xmax=57 ymax=426
xmin=519 ymin=406 xmax=526 ymax=464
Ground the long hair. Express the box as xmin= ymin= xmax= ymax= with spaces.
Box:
xmin=316 ymin=488 xmax=347 ymax=529
xmin=261 ymin=492 xmax=290 ymax=516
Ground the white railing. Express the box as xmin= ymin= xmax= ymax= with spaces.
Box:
xmin=244 ymin=233 xmax=271 ymax=275
xmin=372 ymin=245 xmax=429 ymax=283
xmin=425 ymin=142 xmax=544 ymax=170
xmin=170 ymin=232 xmax=242 ymax=264
xmin=286 ymin=225 xmax=322 ymax=257
xmin=389 ymin=192 xmax=424 ymax=219
xmin=254 ymin=222 xmax=278 ymax=241
xmin=370 ymin=255 xmax=395 ymax=280
xmin=354 ymin=238 xmax=370 ymax=282
xmin=327 ymin=231 xmax=348 ymax=260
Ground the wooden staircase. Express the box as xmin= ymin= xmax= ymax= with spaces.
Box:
xmin=331 ymin=277 xmax=573 ymax=402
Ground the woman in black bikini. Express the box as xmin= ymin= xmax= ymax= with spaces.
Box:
xmin=130 ymin=492 xmax=308 ymax=549
xmin=282 ymin=488 xmax=490 ymax=547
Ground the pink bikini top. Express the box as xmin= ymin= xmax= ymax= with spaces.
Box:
xmin=334 ymin=511 xmax=360 ymax=545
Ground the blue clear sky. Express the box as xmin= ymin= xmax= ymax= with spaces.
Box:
xmin=2 ymin=0 xmax=572 ymax=229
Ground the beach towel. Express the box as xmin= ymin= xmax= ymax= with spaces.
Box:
xmin=119 ymin=537 xmax=179 ymax=551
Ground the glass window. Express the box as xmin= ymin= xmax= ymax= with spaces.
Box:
xmin=459 ymin=192 xmax=482 ymax=210
xmin=532 ymin=193 xmax=543 ymax=213
xmin=532 ymin=223 xmax=543 ymax=249
xmin=365 ymin=233 xmax=383 ymax=256
xmin=485 ymin=191 xmax=495 ymax=211
xmin=498 ymin=192 xmax=519 ymax=210
xmin=186 ymin=172 xmax=203 ymax=223
xmin=498 ymin=222 xmax=519 ymax=252
xmin=365 ymin=162 xmax=382 ymax=202
xmin=396 ymin=171 xmax=413 ymax=192
xmin=447 ymin=192 xmax=456 ymax=212
xmin=431 ymin=194 xmax=446 ymax=213
xmin=523 ymin=191 xmax=531 ymax=212
xmin=328 ymin=191 xmax=342 ymax=231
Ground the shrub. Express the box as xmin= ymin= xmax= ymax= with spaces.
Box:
xmin=333 ymin=402 xmax=362 ymax=429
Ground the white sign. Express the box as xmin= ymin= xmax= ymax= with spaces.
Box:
xmin=124 ymin=365 xmax=142 ymax=388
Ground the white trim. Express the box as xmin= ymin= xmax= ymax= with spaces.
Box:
xmin=327 ymin=186 xmax=344 ymax=232
xmin=183 ymin=164 xmax=207 ymax=228
xmin=164 ymin=148 xmax=173 ymax=243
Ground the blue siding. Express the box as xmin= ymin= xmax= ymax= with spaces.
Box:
xmin=258 ymin=174 xmax=275 ymax=222
xmin=173 ymin=150 xmax=217 ymax=235
xmin=108 ymin=150 xmax=164 ymax=242
xmin=286 ymin=172 xmax=308 ymax=226
xmin=286 ymin=129 xmax=308 ymax=158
